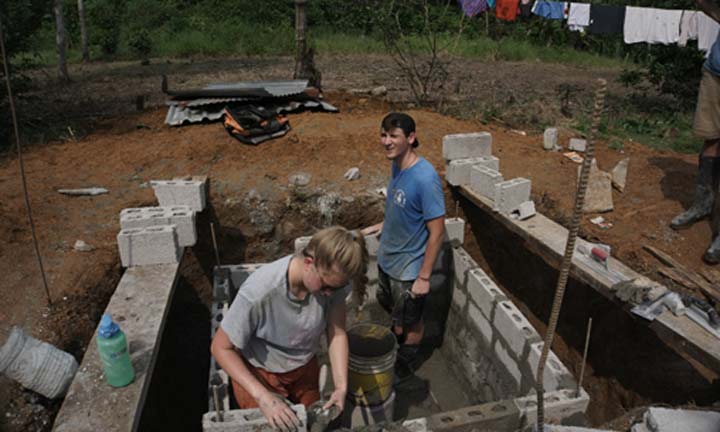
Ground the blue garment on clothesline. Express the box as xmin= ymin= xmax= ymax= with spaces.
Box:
xmin=533 ymin=1 xmax=565 ymax=19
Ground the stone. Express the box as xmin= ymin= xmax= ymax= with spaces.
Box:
xmin=471 ymin=165 xmax=504 ymax=200
xmin=578 ymin=159 xmax=613 ymax=213
xmin=543 ymin=128 xmax=558 ymax=150
xmin=117 ymin=226 xmax=182 ymax=267
xmin=344 ymin=167 xmax=361 ymax=181
xmin=494 ymin=178 xmax=531 ymax=214
xmin=568 ymin=138 xmax=587 ymax=152
xmin=150 ymin=179 xmax=206 ymax=212
xmin=370 ymin=85 xmax=387 ymax=96
xmin=73 ymin=240 xmax=94 ymax=252
xmin=120 ymin=206 xmax=197 ymax=247
xmin=611 ymin=158 xmax=629 ymax=193
xmin=442 ymin=132 xmax=493 ymax=160
xmin=288 ymin=172 xmax=311 ymax=186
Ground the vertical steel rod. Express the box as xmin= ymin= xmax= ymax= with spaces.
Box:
xmin=577 ymin=317 xmax=593 ymax=397
xmin=210 ymin=222 xmax=221 ymax=267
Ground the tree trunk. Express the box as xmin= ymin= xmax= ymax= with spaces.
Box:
xmin=54 ymin=0 xmax=69 ymax=81
xmin=77 ymin=0 xmax=89 ymax=62
xmin=293 ymin=0 xmax=307 ymax=79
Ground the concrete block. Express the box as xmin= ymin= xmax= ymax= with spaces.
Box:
xmin=117 ymin=226 xmax=181 ymax=267
xmin=363 ymin=232 xmax=380 ymax=257
xmin=470 ymin=165 xmax=504 ymax=200
xmin=514 ymin=389 xmax=590 ymax=426
xmin=569 ymin=138 xmax=587 ymax=152
xmin=202 ymin=405 xmax=307 ymax=432
xmin=493 ymin=339 xmax=522 ymax=390
xmin=150 ymin=179 xmax=206 ymax=212
xmin=637 ymin=407 xmax=720 ymax=432
xmin=426 ymin=399 xmax=522 ymax=432
xmin=444 ymin=217 xmax=465 ymax=246
xmin=467 ymin=268 xmax=507 ymax=319
xmin=447 ymin=157 xmax=494 ymax=186
xmin=512 ymin=201 xmax=536 ymax=220
xmin=494 ymin=178 xmax=531 ymax=214
xmin=442 ymin=132 xmax=492 ymax=161
xmin=546 ymin=426 xmax=617 ymax=432
xmin=453 ymin=247 xmax=479 ymax=292
xmin=294 ymin=236 xmax=311 ymax=253
xmin=452 ymin=285 xmax=468 ymax=313
xmin=493 ymin=300 xmax=541 ymax=359
xmin=120 ymin=206 xmax=196 ymax=246
xmin=543 ymin=128 xmax=558 ymax=150
xmin=468 ymin=301 xmax=494 ymax=347
xmin=526 ymin=342 xmax=576 ymax=391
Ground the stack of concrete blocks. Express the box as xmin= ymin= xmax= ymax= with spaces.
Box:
xmin=443 ymin=132 xmax=535 ymax=217
xmin=443 ymin=245 xmax=580 ymax=406
xmin=120 ymin=206 xmax=197 ymax=246
xmin=202 ymin=405 xmax=307 ymax=432
xmin=116 ymin=177 xmax=207 ymax=267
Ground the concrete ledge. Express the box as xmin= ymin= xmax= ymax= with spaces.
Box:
xmin=53 ymin=262 xmax=182 ymax=432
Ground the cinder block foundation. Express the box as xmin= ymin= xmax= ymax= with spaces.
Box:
xmin=442 ymin=132 xmax=493 ymax=161
xmin=150 ymin=179 xmax=207 ymax=211
xmin=117 ymin=226 xmax=182 ymax=267
xmin=446 ymin=157 xmax=497 ymax=186
xmin=120 ymin=206 xmax=197 ymax=246
xmin=202 ymin=405 xmax=307 ymax=432
xmin=470 ymin=165 xmax=504 ymax=200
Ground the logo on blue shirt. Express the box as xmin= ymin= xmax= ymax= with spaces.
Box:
xmin=393 ymin=188 xmax=406 ymax=207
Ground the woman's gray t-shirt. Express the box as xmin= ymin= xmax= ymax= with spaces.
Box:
xmin=220 ymin=255 xmax=350 ymax=373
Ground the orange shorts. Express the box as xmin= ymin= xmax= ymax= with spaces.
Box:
xmin=231 ymin=356 xmax=320 ymax=408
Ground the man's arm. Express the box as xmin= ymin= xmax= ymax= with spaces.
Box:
xmin=698 ymin=0 xmax=720 ymax=24
xmin=324 ymin=302 xmax=349 ymax=411
xmin=211 ymin=328 xmax=300 ymax=431
xmin=411 ymin=216 xmax=445 ymax=296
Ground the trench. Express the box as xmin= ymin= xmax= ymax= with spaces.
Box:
xmin=123 ymin=185 xmax=717 ymax=431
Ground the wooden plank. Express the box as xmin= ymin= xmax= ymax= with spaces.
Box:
xmin=643 ymin=245 xmax=720 ymax=302
xmin=53 ymin=261 xmax=182 ymax=432
xmin=459 ymin=185 xmax=720 ymax=375
xmin=658 ymin=266 xmax=698 ymax=290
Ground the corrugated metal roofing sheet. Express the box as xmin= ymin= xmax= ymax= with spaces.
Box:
xmin=204 ymin=80 xmax=309 ymax=97
xmin=164 ymin=100 xmax=338 ymax=127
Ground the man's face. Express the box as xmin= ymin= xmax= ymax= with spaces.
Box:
xmin=380 ymin=127 xmax=415 ymax=161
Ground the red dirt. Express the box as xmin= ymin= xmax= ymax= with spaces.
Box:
xmin=0 ymin=55 xmax=716 ymax=431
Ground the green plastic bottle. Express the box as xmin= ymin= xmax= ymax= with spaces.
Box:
xmin=97 ymin=313 xmax=135 ymax=387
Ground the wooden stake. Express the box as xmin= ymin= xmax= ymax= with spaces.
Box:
xmin=210 ymin=222 xmax=221 ymax=268
xmin=577 ymin=317 xmax=592 ymax=397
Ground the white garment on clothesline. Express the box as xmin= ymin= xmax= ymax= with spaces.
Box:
xmin=678 ymin=10 xmax=698 ymax=46
xmin=698 ymin=12 xmax=720 ymax=53
xmin=623 ymin=6 xmax=682 ymax=45
xmin=567 ymin=3 xmax=590 ymax=32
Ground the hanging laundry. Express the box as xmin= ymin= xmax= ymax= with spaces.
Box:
xmin=496 ymin=0 xmax=520 ymax=21
xmin=623 ymin=7 xmax=682 ymax=45
xmin=532 ymin=1 xmax=566 ymax=20
xmin=588 ymin=4 xmax=626 ymax=34
xmin=698 ymin=12 xmax=720 ymax=52
xmin=567 ymin=3 xmax=590 ymax=32
xmin=519 ymin=0 xmax=535 ymax=18
xmin=679 ymin=10 xmax=699 ymax=47
xmin=458 ymin=0 xmax=489 ymax=17
xmin=488 ymin=0 xmax=496 ymax=9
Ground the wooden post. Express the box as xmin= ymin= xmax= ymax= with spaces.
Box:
xmin=294 ymin=0 xmax=308 ymax=79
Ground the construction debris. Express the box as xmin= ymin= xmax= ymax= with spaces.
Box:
xmin=611 ymin=158 xmax=629 ymax=192
xmin=58 ymin=187 xmax=108 ymax=196
xmin=73 ymin=240 xmax=94 ymax=252
xmin=569 ymin=138 xmax=587 ymax=152
xmin=344 ymin=167 xmax=361 ymax=181
xmin=563 ymin=152 xmax=583 ymax=163
xmin=589 ymin=216 xmax=613 ymax=229
xmin=579 ymin=159 xmax=613 ymax=213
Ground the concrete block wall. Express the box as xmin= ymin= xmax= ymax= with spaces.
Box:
xmin=150 ymin=179 xmax=207 ymax=212
xmin=470 ymin=165 xmax=504 ymax=200
xmin=493 ymin=178 xmax=532 ymax=214
xmin=117 ymin=226 xmax=182 ymax=267
xmin=443 ymin=245 xmax=578 ymax=403
xmin=443 ymin=132 xmax=492 ymax=161
xmin=120 ymin=206 xmax=197 ymax=246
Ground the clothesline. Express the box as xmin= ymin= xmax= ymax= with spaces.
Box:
xmin=458 ymin=0 xmax=720 ymax=53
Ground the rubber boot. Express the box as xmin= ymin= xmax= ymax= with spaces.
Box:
xmin=704 ymin=235 xmax=720 ymax=264
xmin=670 ymin=156 xmax=715 ymax=230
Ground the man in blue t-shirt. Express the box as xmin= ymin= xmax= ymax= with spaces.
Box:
xmin=671 ymin=0 xmax=720 ymax=263
xmin=361 ymin=112 xmax=446 ymax=379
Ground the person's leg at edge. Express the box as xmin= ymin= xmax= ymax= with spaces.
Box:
xmin=670 ymin=141 xmax=718 ymax=230
xmin=702 ymin=139 xmax=720 ymax=263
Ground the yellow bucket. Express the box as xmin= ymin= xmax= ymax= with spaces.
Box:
xmin=346 ymin=323 xmax=397 ymax=406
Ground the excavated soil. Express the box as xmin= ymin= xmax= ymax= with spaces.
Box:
xmin=0 ymin=54 xmax=717 ymax=431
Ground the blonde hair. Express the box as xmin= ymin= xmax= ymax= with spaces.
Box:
xmin=304 ymin=226 xmax=369 ymax=303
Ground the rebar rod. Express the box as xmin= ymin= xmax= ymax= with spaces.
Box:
xmin=577 ymin=317 xmax=593 ymax=397
xmin=210 ymin=222 xmax=221 ymax=267
xmin=536 ymin=79 xmax=607 ymax=431
xmin=0 ymin=17 xmax=52 ymax=306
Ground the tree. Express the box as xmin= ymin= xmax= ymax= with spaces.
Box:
xmin=78 ymin=0 xmax=89 ymax=62
xmin=53 ymin=0 xmax=69 ymax=81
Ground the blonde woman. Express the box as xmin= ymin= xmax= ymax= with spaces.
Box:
xmin=211 ymin=227 xmax=368 ymax=431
